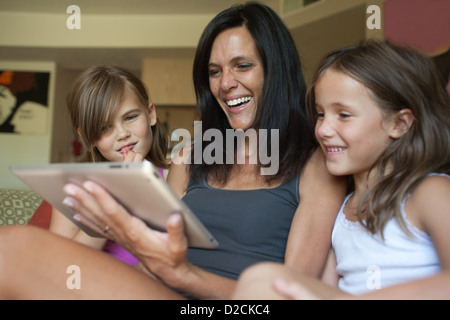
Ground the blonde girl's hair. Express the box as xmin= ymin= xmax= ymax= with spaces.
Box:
xmin=307 ymin=40 xmax=450 ymax=236
xmin=66 ymin=65 xmax=169 ymax=169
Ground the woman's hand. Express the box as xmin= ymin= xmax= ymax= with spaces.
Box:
xmin=63 ymin=180 xmax=191 ymax=287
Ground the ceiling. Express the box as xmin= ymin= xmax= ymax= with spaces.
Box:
xmin=1 ymin=0 xmax=367 ymax=77
xmin=0 ymin=0 xmax=279 ymax=71
xmin=0 ymin=0 xmax=279 ymax=15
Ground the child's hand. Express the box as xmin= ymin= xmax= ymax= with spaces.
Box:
xmin=121 ymin=150 xmax=145 ymax=163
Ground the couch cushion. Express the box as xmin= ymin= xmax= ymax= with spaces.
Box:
xmin=0 ymin=189 xmax=43 ymax=226
xmin=28 ymin=199 xmax=52 ymax=229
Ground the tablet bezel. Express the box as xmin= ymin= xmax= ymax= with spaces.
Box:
xmin=10 ymin=161 xmax=218 ymax=249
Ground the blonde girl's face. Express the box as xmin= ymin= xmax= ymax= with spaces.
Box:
xmin=314 ymin=69 xmax=396 ymax=182
xmin=94 ymin=90 xmax=157 ymax=162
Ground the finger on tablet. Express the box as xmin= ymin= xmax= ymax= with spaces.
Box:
xmin=166 ymin=213 xmax=188 ymax=255
xmin=64 ymin=182 xmax=114 ymax=228
xmin=82 ymin=180 xmax=133 ymax=228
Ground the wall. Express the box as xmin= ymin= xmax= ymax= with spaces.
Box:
xmin=290 ymin=4 xmax=367 ymax=84
xmin=0 ymin=11 xmax=212 ymax=49
xmin=384 ymin=0 xmax=450 ymax=94
xmin=0 ymin=61 xmax=55 ymax=189
xmin=286 ymin=0 xmax=386 ymax=84
xmin=141 ymin=58 xmax=196 ymax=105
xmin=384 ymin=0 xmax=449 ymax=54
xmin=51 ymin=67 xmax=81 ymax=163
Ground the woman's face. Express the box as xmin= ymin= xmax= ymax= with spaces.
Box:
xmin=208 ymin=26 xmax=264 ymax=130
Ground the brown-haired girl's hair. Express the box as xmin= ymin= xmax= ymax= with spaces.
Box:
xmin=66 ymin=65 xmax=168 ymax=168
xmin=307 ymin=40 xmax=450 ymax=236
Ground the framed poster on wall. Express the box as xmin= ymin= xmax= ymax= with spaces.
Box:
xmin=0 ymin=69 xmax=50 ymax=134
xmin=0 ymin=61 xmax=55 ymax=189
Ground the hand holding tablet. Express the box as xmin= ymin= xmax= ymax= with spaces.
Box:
xmin=11 ymin=161 xmax=218 ymax=249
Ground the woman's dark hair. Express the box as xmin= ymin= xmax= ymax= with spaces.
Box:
xmin=191 ymin=1 xmax=316 ymax=184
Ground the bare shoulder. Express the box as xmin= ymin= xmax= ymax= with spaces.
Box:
xmin=409 ymin=174 xmax=450 ymax=208
xmin=408 ymin=174 xmax=450 ymax=233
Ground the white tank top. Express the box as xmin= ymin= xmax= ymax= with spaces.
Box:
xmin=331 ymin=174 xmax=448 ymax=294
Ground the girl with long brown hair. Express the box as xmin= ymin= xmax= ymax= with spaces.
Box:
xmin=234 ymin=40 xmax=450 ymax=299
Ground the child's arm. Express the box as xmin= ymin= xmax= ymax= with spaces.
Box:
xmin=416 ymin=175 xmax=450 ymax=270
xmin=49 ymin=207 xmax=107 ymax=250
xmin=49 ymin=207 xmax=78 ymax=237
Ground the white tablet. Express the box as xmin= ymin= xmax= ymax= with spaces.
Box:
xmin=10 ymin=161 xmax=218 ymax=249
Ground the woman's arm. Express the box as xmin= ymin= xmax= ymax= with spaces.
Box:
xmin=284 ymin=149 xmax=346 ymax=277
xmin=62 ymin=162 xmax=238 ymax=299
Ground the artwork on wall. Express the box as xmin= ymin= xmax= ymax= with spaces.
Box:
xmin=0 ymin=70 xmax=50 ymax=134
xmin=384 ymin=0 xmax=450 ymax=95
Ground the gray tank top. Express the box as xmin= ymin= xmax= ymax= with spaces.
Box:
xmin=183 ymin=173 xmax=300 ymax=280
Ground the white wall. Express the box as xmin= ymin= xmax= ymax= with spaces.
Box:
xmin=0 ymin=11 xmax=212 ymax=49
xmin=0 ymin=61 xmax=55 ymax=189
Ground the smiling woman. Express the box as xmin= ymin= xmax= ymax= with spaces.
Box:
xmin=207 ymin=26 xmax=264 ymax=131
xmin=191 ymin=2 xmax=319 ymax=186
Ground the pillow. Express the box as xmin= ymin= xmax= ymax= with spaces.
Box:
xmin=0 ymin=189 xmax=43 ymax=226
xmin=27 ymin=199 xmax=52 ymax=229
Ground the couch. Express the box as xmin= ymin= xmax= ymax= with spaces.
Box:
xmin=0 ymin=188 xmax=51 ymax=229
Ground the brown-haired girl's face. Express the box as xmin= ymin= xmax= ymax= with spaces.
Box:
xmin=314 ymin=69 xmax=397 ymax=182
xmin=94 ymin=90 xmax=157 ymax=162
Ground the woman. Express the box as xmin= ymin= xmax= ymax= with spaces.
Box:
xmin=0 ymin=2 xmax=345 ymax=299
